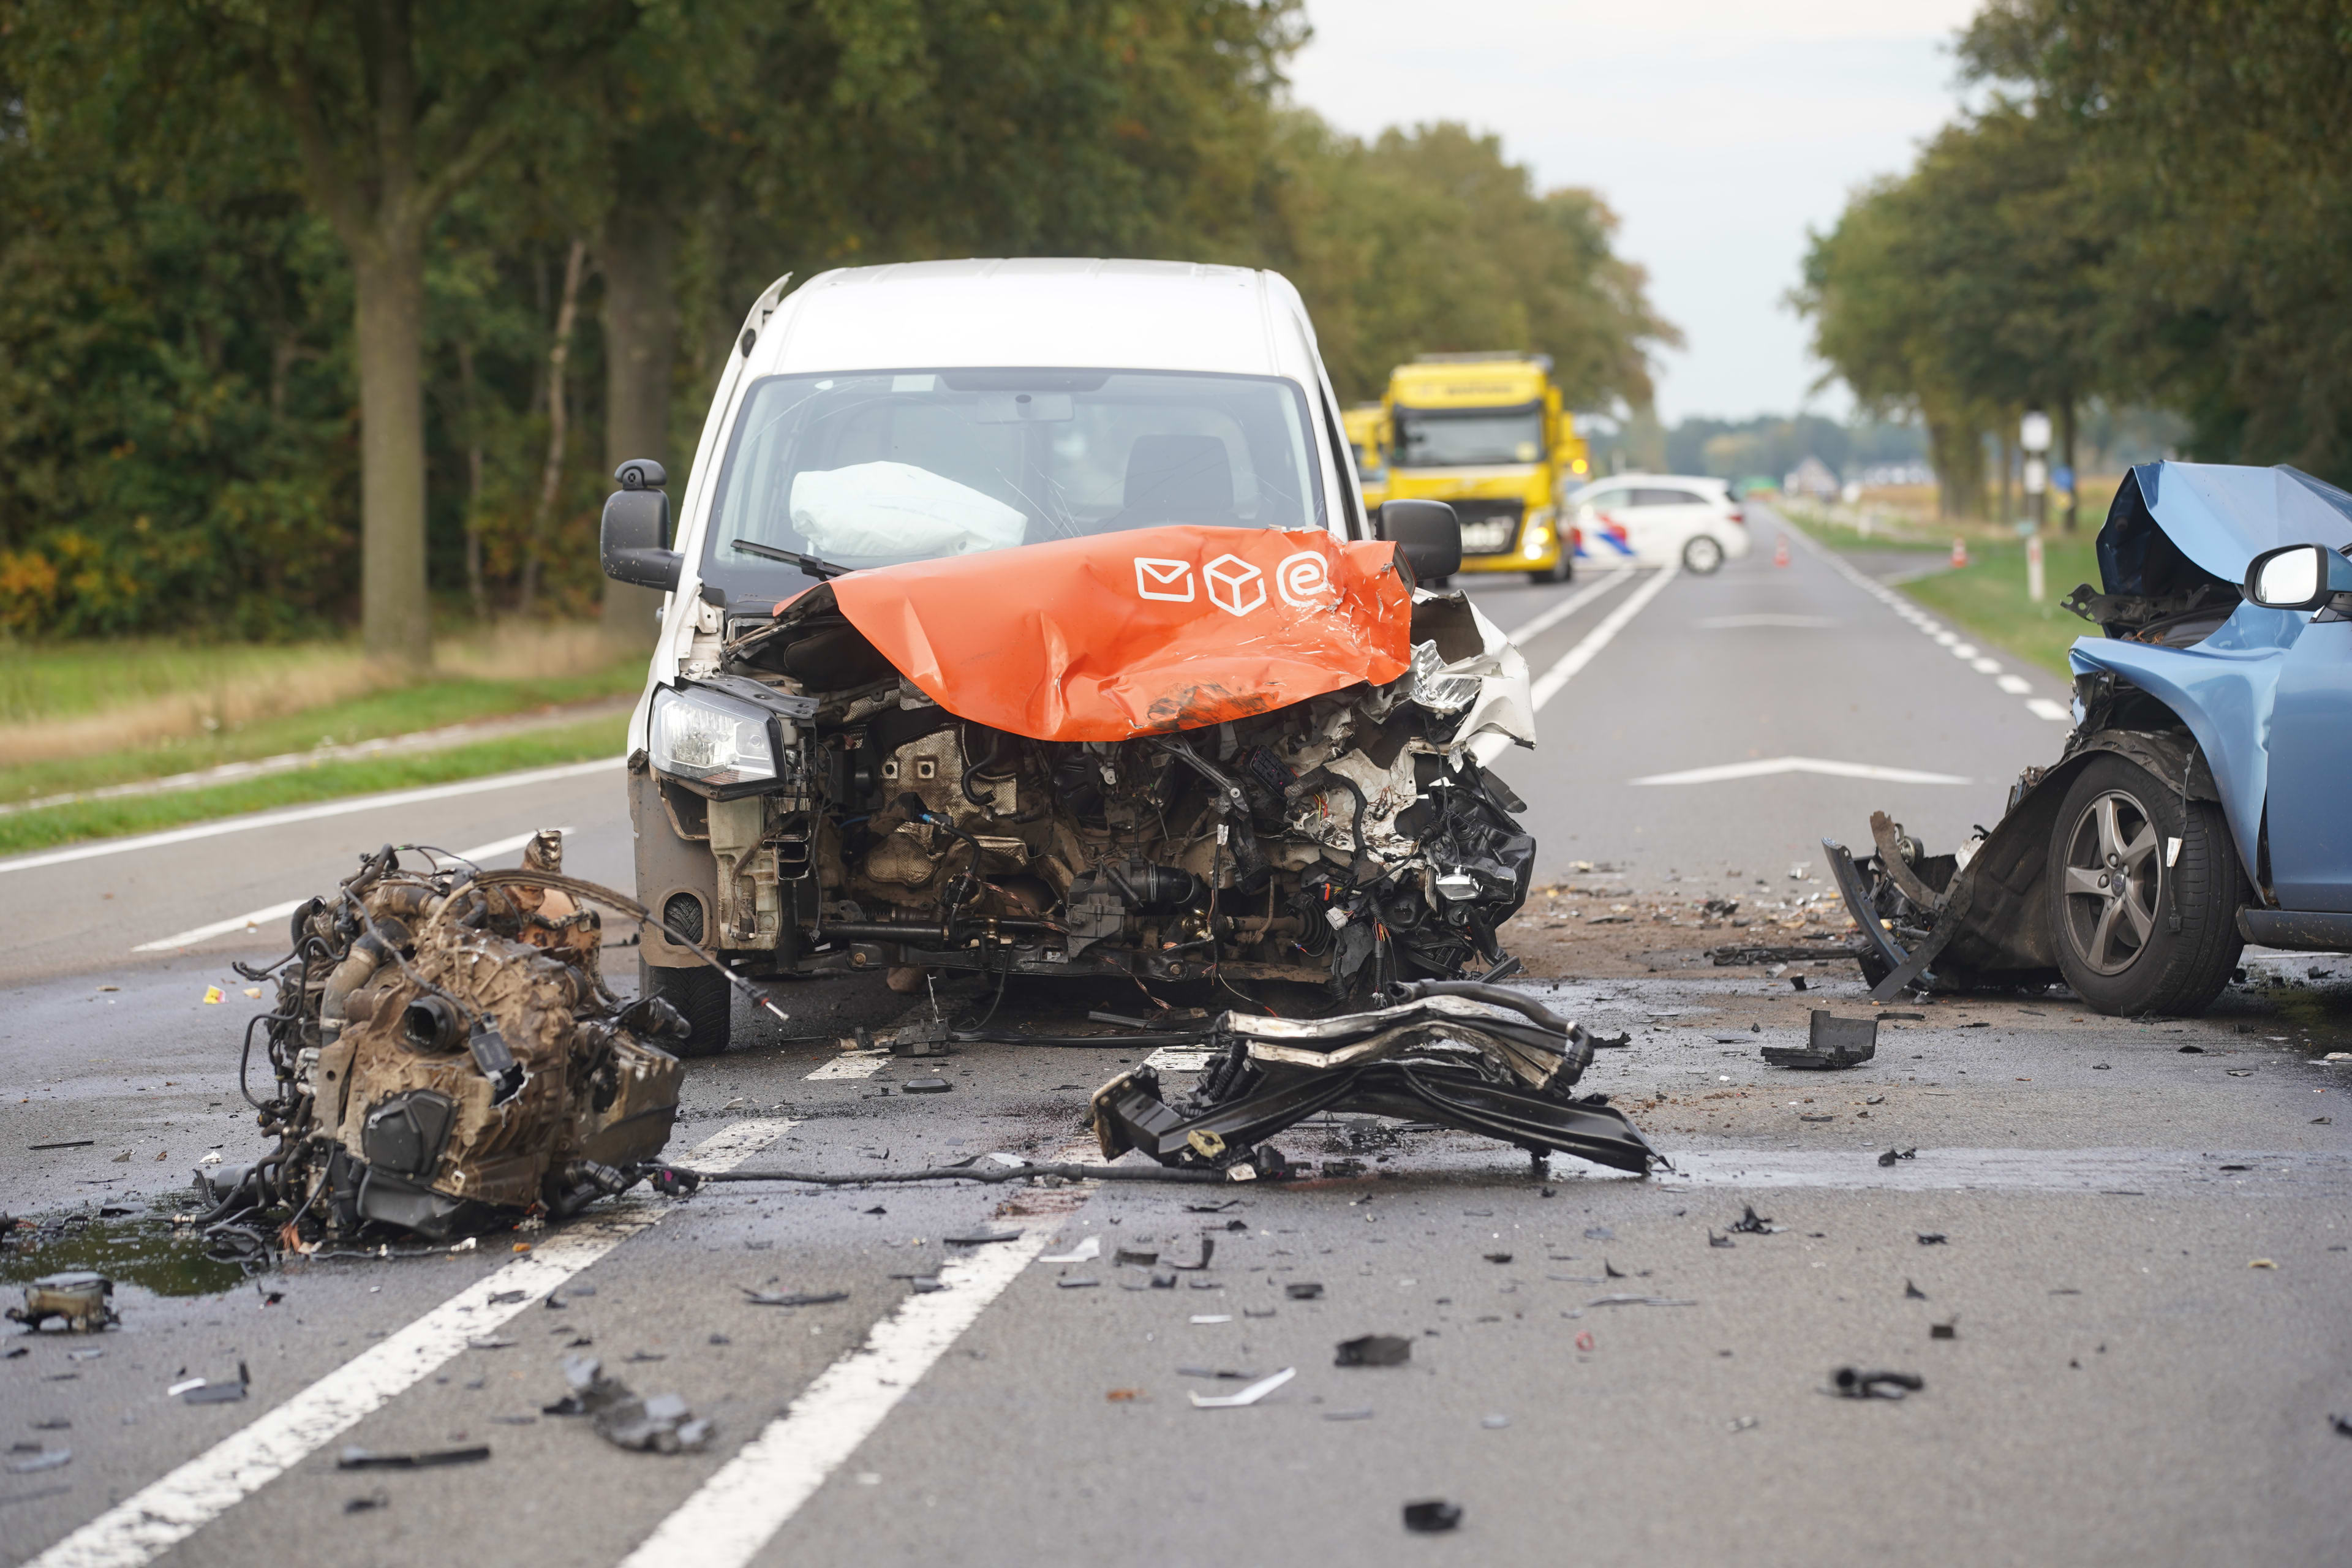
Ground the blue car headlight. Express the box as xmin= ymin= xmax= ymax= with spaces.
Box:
xmin=649 ymin=685 xmax=778 ymax=791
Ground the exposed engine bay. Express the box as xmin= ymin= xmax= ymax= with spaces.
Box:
xmin=633 ymin=527 xmax=1539 ymax=1040
xmin=197 ymin=832 xmax=688 ymax=1255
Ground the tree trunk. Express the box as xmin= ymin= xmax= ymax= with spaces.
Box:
xmin=598 ymin=217 xmax=679 ymax=644
xmin=1997 ymin=430 xmax=2016 ymax=523
xmin=2060 ymin=398 xmax=2079 ymax=533
xmin=519 ymin=238 xmax=588 ymax=619
xmin=456 ymin=341 xmax=488 ymax=622
xmin=352 ymin=239 xmax=433 ymax=668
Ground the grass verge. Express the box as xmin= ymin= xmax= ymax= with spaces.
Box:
xmin=0 ymin=714 xmax=627 ymax=858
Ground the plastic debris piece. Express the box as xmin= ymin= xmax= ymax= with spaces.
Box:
xmin=337 ymin=1444 xmax=491 ymax=1469
xmin=1586 ymin=1295 xmax=1696 ymax=1308
xmin=1057 ymin=1277 xmax=1100 ymax=1289
xmin=1575 ymin=1331 xmax=1596 ymax=1352
xmin=1905 ymin=1280 xmax=1928 ymax=1300
xmin=903 ymin=1078 xmax=952 ymax=1094
xmin=548 ymin=1355 xmax=714 ymax=1454
xmin=1106 ymin=1389 xmax=1142 ymax=1403
xmin=1583 ymin=1226 xmax=1614 ymax=1241
xmin=1038 ymin=1235 xmax=1101 ymax=1264
xmin=1403 ymin=1500 xmax=1463 ymax=1532
xmin=344 ymin=1491 xmax=390 ymax=1513
xmin=184 ymin=1381 xmax=248 ymax=1405
xmin=1189 ymin=1314 xmax=1232 ymax=1324
xmin=1728 ymin=1205 xmax=1779 ymax=1234
xmin=1188 ymin=1366 xmax=1295 ymax=1408
xmin=1708 ymin=1232 xmax=1735 ymax=1248
xmin=944 ymin=1230 xmax=1021 ymax=1246
xmin=1114 ymin=1248 xmax=1159 ymax=1267
xmin=1728 ymin=1415 xmax=1759 ymax=1432
xmin=7 ymin=1449 xmax=72 ymax=1474
xmin=1166 ymin=1238 xmax=1215 ymax=1271
xmin=2249 ymin=1259 xmax=2277 ymax=1269
xmin=1483 ymin=1252 xmax=1513 ymax=1264
xmin=7 ymin=1272 xmax=118 ymax=1333
xmin=1335 ymin=1334 xmax=1412 ymax=1367
xmin=741 ymin=1289 xmax=848 ymax=1307
xmin=1763 ymin=1012 xmax=1877 ymax=1069
xmin=1830 ymin=1367 xmax=1923 ymax=1400
xmin=1917 ymin=1233 xmax=1948 ymax=1246
xmin=1481 ymin=1414 xmax=1510 ymax=1428
xmin=1931 ymin=1320 xmax=1958 ymax=1340
xmin=1286 ymin=1282 xmax=1325 ymax=1300
xmin=1324 ymin=1408 xmax=1375 ymax=1421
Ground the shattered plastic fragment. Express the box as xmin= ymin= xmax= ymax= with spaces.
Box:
xmin=1335 ymin=1335 xmax=1412 ymax=1367
xmin=1763 ymin=1012 xmax=1878 ymax=1070
xmin=1187 ymin=1366 xmax=1295 ymax=1408
xmin=1728 ymin=1206 xmax=1779 ymax=1235
xmin=1830 ymin=1367 xmax=1924 ymax=1400
xmin=337 ymin=1444 xmax=491 ymax=1469
xmin=1038 ymin=1236 xmax=1101 ymax=1264
xmin=1403 ymin=1500 xmax=1463 ymax=1533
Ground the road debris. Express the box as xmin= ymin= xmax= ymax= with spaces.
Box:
xmin=740 ymin=1289 xmax=848 ymax=1307
xmin=1039 ymin=1235 xmax=1101 ymax=1264
xmin=195 ymin=833 xmax=688 ymax=1258
xmin=1931 ymin=1319 xmax=1958 ymax=1340
xmin=1403 ymin=1500 xmax=1463 ymax=1533
xmin=1335 ymin=1334 xmax=1413 ymax=1367
xmin=545 ymin=1354 xmax=713 ymax=1453
xmin=1877 ymin=1147 xmax=1919 ymax=1167
xmin=337 ymin=1444 xmax=491 ymax=1469
xmin=1286 ymin=1282 xmax=1325 ymax=1300
xmin=1830 ymin=1367 xmax=1924 ymax=1400
xmin=1905 ymin=1280 xmax=1928 ymax=1300
xmin=1187 ymin=1366 xmax=1295 ymax=1408
xmin=1091 ymin=983 xmax=1661 ymax=1177
xmin=1728 ymin=1205 xmax=1779 ymax=1234
xmin=1586 ymin=1295 xmax=1696 ymax=1308
xmin=1917 ymin=1232 xmax=1948 ymax=1245
xmin=7 ymin=1272 xmax=118 ymax=1333
xmin=1763 ymin=1012 xmax=1877 ymax=1069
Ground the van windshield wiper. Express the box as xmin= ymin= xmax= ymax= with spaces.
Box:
xmin=728 ymin=537 xmax=851 ymax=580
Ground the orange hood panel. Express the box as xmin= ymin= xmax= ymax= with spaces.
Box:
xmin=775 ymin=526 xmax=1412 ymax=742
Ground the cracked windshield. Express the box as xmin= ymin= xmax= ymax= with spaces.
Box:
xmin=705 ymin=369 xmax=1321 ymax=595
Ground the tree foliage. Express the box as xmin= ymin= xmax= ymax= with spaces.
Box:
xmin=0 ymin=1 xmax=1672 ymax=643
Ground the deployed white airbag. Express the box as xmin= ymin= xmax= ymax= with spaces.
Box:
xmin=789 ymin=462 xmax=1027 ymax=557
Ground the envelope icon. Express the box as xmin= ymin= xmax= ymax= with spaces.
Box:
xmin=1134 ymin=557 xmax=1195 ymax=602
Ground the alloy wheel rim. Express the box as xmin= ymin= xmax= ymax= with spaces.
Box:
xmin=2059 ymin=788 xmax=2163 ymax=975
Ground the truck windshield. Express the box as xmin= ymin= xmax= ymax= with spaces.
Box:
xmin=1393 ymin=404 xmax=1544 ymax=469
xmin=701 ymin=368 xmax=1323 ymax=598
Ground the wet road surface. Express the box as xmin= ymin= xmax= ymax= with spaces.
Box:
xmin=3 ymin=508 xmax=2348 ymax=1566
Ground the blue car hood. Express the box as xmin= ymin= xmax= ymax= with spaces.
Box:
xmin=2107 ymin=461 xmax=2352 ymax=591
xmin=2073 ymin=461 xmax=2352 ymax=875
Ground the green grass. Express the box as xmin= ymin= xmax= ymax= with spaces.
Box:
xmin=0 ymin=662 xmax=641 ymax=806
xmin=1896 ymin=532 xmax=2107 ymax=677
xmin=0 ymin=714 xmax=627 ymax=857
xmin=0 ymin=637 xmax=357 ymax=726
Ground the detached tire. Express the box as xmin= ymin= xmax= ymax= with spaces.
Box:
xmin=1681 ymin=535 xmax=1725 ymax=574
xmin=647 ymin=964 xmax=732 ymax=1057
xmin=2046 ymin=754 xmax=2244 ymax=1016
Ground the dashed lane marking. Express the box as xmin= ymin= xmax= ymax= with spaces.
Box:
xmin=1487 ymin=567 xmax=1632 ymax=647
xmin=24 ymin=1118 xmax=790 ymax=1568
xmin=129 ymin=827 xmax=571 ymax=952
xmin=1782 ymin=524 xmax=2073 ymax=722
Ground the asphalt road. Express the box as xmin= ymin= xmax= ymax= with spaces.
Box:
xmin=3 ymin=506 xmax=2348 ymax=1566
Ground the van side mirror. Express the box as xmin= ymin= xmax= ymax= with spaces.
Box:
xmin=601 ymin=459 xmax=681 ymax=593
xmin=2244 ymin=542 xmax=2352 ymax=610
xmin=1375 ymin=499 xmax=1462 ymax=581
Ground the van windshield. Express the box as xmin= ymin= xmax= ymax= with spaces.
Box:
xmin=700 ymin=368 xmax=1324 ymax=599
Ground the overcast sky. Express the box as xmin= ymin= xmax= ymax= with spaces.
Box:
xmin=1284 ymin=0 xmax=1983 ymax=423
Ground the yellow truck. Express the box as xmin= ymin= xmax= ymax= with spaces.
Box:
xmin=1342 ymin=404 xmax=1390 ymax=509
xmin=1381 ymin=353 xmax=1589 ymax=582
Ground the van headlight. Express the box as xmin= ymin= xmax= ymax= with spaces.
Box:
xmin=649 ymin=685 xmax=778 ymax=791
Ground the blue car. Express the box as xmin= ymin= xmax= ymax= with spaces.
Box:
xmin=1830 ymin=460 xmax=2352 ymax=1015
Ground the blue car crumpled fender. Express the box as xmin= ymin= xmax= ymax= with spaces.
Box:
xmin=1826 ymin=460 xmax=2352 ymax=1003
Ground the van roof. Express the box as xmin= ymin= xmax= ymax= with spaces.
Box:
xmin=760 ymin=259 xmax=1314 ymax=380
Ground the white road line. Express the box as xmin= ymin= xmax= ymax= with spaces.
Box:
xmin=25 ymin=1118 xmax=788 ymax=1568
xmin=804 ymin=1050 xmax=891 ymax=1080
xmin=129 ymin=828 xmax=570 ymax=952
xmin=1779 ymin=521 xmax=2077 ymax=726
xmin=1629 ymin=756 xmax=1971 ymax=787
xmin=619 ymin=1135 xmax=1104 ymax=1568
xmin=0 ymin=757 xmax=622 ymax=877
xmin=1491 ymin=568 xmax=1632 ymax=647
xmin=1527 ymin=562 xmax=1680 ymax=711
xmin=1471 ymin=566 xmax=1679 ymax=766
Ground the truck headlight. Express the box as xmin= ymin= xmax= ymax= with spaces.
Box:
xmin=649 ymin=685 xmax=778 ymax=791
xmin=1521 ymin=507 xmax=1553 ymax=559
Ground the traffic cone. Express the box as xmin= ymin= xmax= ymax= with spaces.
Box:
xmin=1950 ymin=538 xmax=1969 ymax=568
xmin=1773 ymin=534 xmax=1790 ymax=568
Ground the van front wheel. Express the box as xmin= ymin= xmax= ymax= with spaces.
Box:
xmin=647 ymin=964 xmax=732 ymax=1057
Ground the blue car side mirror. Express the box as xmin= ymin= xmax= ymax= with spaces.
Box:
xmin=2243 ymin=543 xmax=2352 ymax=611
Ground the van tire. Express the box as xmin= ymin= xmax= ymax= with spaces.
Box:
xmin=648 ymin=965 xmax=732 ymax=1057
xmin=2046 ymin=754 xmax=2244 ymax=1017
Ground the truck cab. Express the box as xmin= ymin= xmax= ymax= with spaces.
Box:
xmin=1381 ymin=353 xmax=1588 ymax=584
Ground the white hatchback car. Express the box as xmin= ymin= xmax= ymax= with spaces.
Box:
xmin=1567 ymin=473 xmax=1751 ymax=573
